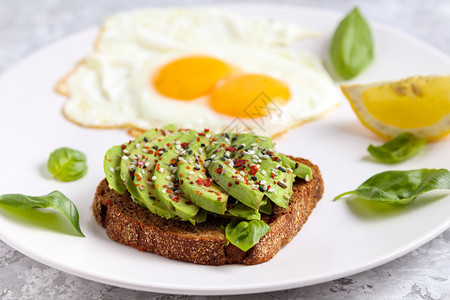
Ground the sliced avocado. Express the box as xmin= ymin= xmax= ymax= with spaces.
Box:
xmin=178 ymin=132 xmax=229 ymax=214
xmin=153 ymin=130 xmax=202 ymax=224
xmin=104 ymin=145 xmax=126 ymax=194
xmin=222 ymin=133 xmax=295 ymax=208
xmin=120 ymin=125 xmax=177 ymax=207
xmin=206 ymin=133 xmax=264 ymax=210
xmin=280 ymin=154 xmax=313 ymax=181
xmin=226 ymin=201 xmax=261 ymax=220
xmin=132 ymin=133 xmax=187 ymax=219
xmin=259 ymin=196 xmax=272 ymax=215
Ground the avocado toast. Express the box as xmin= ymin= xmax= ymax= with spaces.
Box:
xmin=93 ymin=126 xmax=323 ymax=265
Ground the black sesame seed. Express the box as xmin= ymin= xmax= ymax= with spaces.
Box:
xmin=251 ymin=176 xmax=257 ymax=181
xmin=220 ymin=157 xmax=226 ymax=161
xmin=194 ymin=167 xmax=200 ymax=171
xmin=130 ymin=170 xmax=136 ymax=181
xmin=144 ymin=137 xmax=149 ymax=142
xmin=277 ymin=181 xmax=287 ymax=188
xmin=238 ymin=145 xmax=244 ymax=150
xmin=188 ymin=150 xmax=193 ymax=155
xmin=241 ymin=153 xmax=246 ymax=157
xmin=231 ymin=136 xmax=237 ymax=141
xmin=219 ymin=164 xmax=223 ymax=168
xmin=201 ymin=143 xmax=206 ymax=147
xmin=258 ymin=186 xmax=265 ymax=192
xmin=225 ymin=133 xmax=230 ymax=139
xmin=245 ymin=148 xmax=250 ymax=151
xmin=223 ymin=154 xmax=230 ymax=159
xmin=277 ymin=157 xmax=281 ymax=162
xmin=295 ymin=162 xmax=299 ymax=168
xmin=278 ymin=166 xmax=286 ymax=172
xmin=152 ymin=145 xmax=158 ymax=150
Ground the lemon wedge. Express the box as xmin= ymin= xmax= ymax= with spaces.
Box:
xmin=341 ymin=75 xmax=450 ymax=141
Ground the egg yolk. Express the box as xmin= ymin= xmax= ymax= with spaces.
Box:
xmin=153 ymin=56 xmax=236 ymax=100
xmin=209 ymin=74 xmax=290 ymax=118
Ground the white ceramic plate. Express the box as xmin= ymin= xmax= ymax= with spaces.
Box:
xmin=0 ymin=3 xmax=449 ymax=295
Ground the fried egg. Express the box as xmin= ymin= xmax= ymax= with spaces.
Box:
xmin=58 ymin=7 xmax=341 ymax=136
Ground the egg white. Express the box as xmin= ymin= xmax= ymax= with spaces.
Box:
xmin=61 ymin=7 xmax=340 ymax=136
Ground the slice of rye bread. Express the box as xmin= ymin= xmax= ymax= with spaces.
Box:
xmin=92 ymin=156 xmax=324 ymax=265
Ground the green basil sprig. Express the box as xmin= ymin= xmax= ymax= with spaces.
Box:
xmin=335 ymin=168 xmax=450 ymax=205
xmin=368 ymin=133 xmax=427 ymax=164
xmin=225 ymin=219 xmax=270 ymax=251
xmin=48 ymin=147 xmax=87 ymax=182
xmin=330 ymin=7 xmax=374 ymax=79
xmin=0 ymin=191 xmax=84 ymax=236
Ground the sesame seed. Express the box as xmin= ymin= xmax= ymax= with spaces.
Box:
xmin=152 ymin=175 xmax=157 ymax=181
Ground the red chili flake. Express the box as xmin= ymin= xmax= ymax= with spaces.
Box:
xmin=137 ymin=176 xmax=142 ymax=181
xmin=204 ymin=128 xmax=210 ymax=132
xmin=204 ymin=177 xmax=213 ymax=187
xmin=186 ymin=166 xmax=191 ymax=169
xmin=217 ymin=197 xmax=222 ymax=201
xmin=248 ymin=165 xmax=258 ymax=175
xmin=196 ymin=178 xmax=205 ymax=185
xmin=212 ymin=137 xmax=216 ymax=141
xmin=235 ymin=180 xmax=240 ymax=185
xmin=185 ymin=200 xmax=192 ymax=204
xmin=190 ymin=181 xmax=194 ymax=184
xmin=148 ymin=150 xmax=154 ymax=154
xmin=179 ymin=173 xmax=183 ymax=177
xmin=233 ymin=159 xmax=248 ymax=167
xmin=272 ymin=156 xmax=279 ymax=161
xmin=271 ymin=173 xmax=275 ymax=179
xmin=225 ymin=146 xmax=237 ymax=152
xmin=161 ymin=130 xmax=167 ymax=136
xmin=215 ymin=167 xmax=223 ymax=174
xmin=198 ymin=132 xmax=206 ymax=136
xmin=228 ymin=182 xmax=232 ymax=187
xmin=197 ymin=137 xmax=200 ymax=142
xmin=186 ymin=177 xmax=190 ymax=180
xmin=121 ymin=144 xmax=126 ymax=150
xmin=163 ymin=185 xmax=167 ymax=188
xmin=180 ymin=179 xmax=184 ymax=184
xmin=181 ymin=142 xmax=190 ymax=148
xmin=267 ymin=184 xmax=271 ymax=190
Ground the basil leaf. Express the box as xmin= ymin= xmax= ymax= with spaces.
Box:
xmin=335 ymin=169 xmax=450 ymax=205
xmin=48 ymin=147 xmax=87 ymax=182
xmin=368 ymin=133 xmax=427 ymax=163
xmin=0 ymin=191 xmax=84 ymax=236
xmin=330 ymin=7 xmax=374 ymax=79
xmin=225 ymin=219 xmax=269 ymax=252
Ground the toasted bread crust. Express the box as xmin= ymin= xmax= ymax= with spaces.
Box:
xmin=92 ymin=157 xmax=323 ymax=265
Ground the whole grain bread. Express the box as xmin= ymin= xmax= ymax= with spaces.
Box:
xmin=92 ymin=156 xmax=323 ymax=265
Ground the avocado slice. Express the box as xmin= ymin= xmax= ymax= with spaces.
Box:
xmin=153 ymin=130 xmax=202 ymax=224
xmin=104 ymin=144 xmax=126 ymax=194
xmin=215 ymin=133 xmax=296 ymax=208
xmin=206 ymin=133 xmax=264 ymax=210
xmin=132 ymin=132 xmax=187 ymax=219
xmin=177 ymin=131 xmax=229 ymax=214
xmin=226 ymin=201 xmax=261 ymax=220
xmin=120 ymin=125 xmax=177 ymax=207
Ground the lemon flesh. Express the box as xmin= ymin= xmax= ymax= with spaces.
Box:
xmin=342 ymin=75 xmax=450 ymax=141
